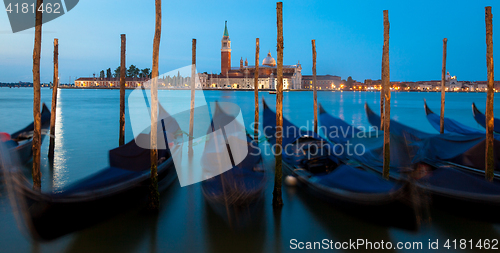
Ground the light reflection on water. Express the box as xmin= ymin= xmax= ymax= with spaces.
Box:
xmin=0 ymin=87 xmax=500 ymax=252
xmin=52 ymin=90 xmax=67 ymax=191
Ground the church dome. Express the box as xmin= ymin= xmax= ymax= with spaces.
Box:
xmin=262 ymin=51 xmax=276 ymax=67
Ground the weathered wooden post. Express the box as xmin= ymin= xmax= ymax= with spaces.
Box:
xmin=312 ymin=40 xmax=318 ymax=133
xmin=48 ymin=38 xmax=59 ymax=159
xmin=440 ymin=38 xmax=447 ymax=134
xmin=254 ymin=38 xmax=260 ymax=141
xmin=382 ymin=10 xmax=391 ymax=179
xmin=485 ymin=6 xmax=495 ymax=181
xmin=148 ymin=0 xmax=161 ymax=211
xmin=380 ymin=56 xmax=385 ymax=129
xmin=189 ymin=38 xmax=196 ymax=152
xmin=32 ymin=0 xmax=43 ymax=191
xmin=273 ymin=1 xmax=284 ymax=207
xmin=119 ymin=34 xmax=126 ymax=146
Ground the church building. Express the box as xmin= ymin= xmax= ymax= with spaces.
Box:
xmin=205 ymin=21 xmax=302 ymax=90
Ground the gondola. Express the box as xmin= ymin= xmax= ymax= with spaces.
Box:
xmin=263 ymin=99 xmax=419 ymax=230
xmin=2 ymin=103 xmax=51 ymax=164
xmin=201 ymin=102 xmax=265 ymax=228
xmin=422 ymin=101 xmax=500 ymax=173
xmin=424 ymin=100 xmax=485 ymax=136
xmin=5 ymin=104 xmax=180 ymax=241
xmin=366 ymin=103 xmax=500 ymax=174
xmin=320 ymin=104 xmax=500 ymax=222
xmin=472 ymin=102 xmax=500 ymax=134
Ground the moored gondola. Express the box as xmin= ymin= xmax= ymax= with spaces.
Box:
xmin=472 ymin=102 xmax=500 ymax=134
xmin=5 ymin=105 xmax=180 ymax=241
xmin=2 ymin=103 xmax=51 ymax=164
xmin=201 ymin=102 xmax=265 ymax=228
xmin=424 ymin=100 xmax=485 ymax=136
xmin=366 ymin=103 xmax=500 ymax=174
xmin=321 ymin=104 xmax=500 ymax=222
xmin=263 ymin=99 xmax=419 ymax=230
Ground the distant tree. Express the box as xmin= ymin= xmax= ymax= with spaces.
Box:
xmin=114 ymin=67 xmax=121 ymax=78
xmin=127 ymin=65 xmax=139 ymax=78
xmin=127 ymin=65 xmax=133 ymax=77
xmin=140 ymin=68 xmax=151 ymax=79
xmin=134 ymin=66 xmax=140 ymax=78
xmin=106 ymin=68 xmax=112 ymax=79
xmin=100 ymin=70 xmax=105 ymax=78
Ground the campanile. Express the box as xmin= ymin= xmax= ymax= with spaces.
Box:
xmin=221 ymin=21 xmax=231 ymax=76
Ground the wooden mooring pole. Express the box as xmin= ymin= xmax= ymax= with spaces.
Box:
xmin=380 ymin=55 xmax=385 ymax=129
xmin=382 ymin=10 xmax=391 ymax=179
xmin=49 ymin=38 xmax=59 ymax=159
xmin=148 ymin=0 xmax=161 ymax=211
xmin=32 ymin=0 xmax=43 ymax=191
xmin=119 ymin=34 xmax=126 ymax=146
xmin=273 ymin=1 xmax=284 ymax=207
xmin=485 ymin=6 xmax=495 ymax=181
xmin=254 ymin=38 xmax=260 ymax=141
xmin=189 ymin=39 xmax=196 ymax=153
xmin=312 ymin=39 xmax=318 ymax=133
xmin=440 ymin=38 xmax=447 ymax=134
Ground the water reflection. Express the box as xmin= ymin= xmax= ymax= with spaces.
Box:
xmin=63 ymin=209 xmax=154 ymax=253
xmin=149 ymin=214 xmax=158 ymax=253
xmin=431 ymin=208 xmax=500 ymax=245
xmin=52 ymin=93 xmax=67 ymax=191
xmin=272 ymin=207 xmax=283 ymax=253
xmin=204 ymin=199 xmax=266 ymax=253
xmin=290 ymin=187 xmax=396 ymax=252
xmin=62 ymin=182 xmax=178 ymax=253
xmin=31 ymin=241 xmax=40 ymax=253
xmin=339 ymin=92 xmax=344 ymax=121
xmin=352 ymin=111 xmax=363 ymax=128
xmin=2 ymin=89 xmax=500 ymax=252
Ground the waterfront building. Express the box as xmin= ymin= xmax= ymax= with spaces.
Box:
xmin=475 ymin=82 xmax=489 ymax=92
xmin=447 ymin=72 xmax=462 ymax=91
xmin=301 ymin=75 xmax=342 ymax=90
xmin=417 ymin=83 xmax=433 ymax=91
xmin=74 ymin=77 xmax=149 ymax=88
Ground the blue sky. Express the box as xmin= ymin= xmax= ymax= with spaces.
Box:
xmin=0 ymin=0 xmax=499 ymax=83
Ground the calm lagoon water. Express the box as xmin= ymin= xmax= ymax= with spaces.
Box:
xmin=0 ymin=87 xmax=499 ymax=252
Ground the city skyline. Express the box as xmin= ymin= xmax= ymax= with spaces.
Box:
xmin=1 ymin=0 xmax=500 ymax=83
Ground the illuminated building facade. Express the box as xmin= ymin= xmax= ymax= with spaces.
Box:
xmin=206 ymin=21 xmax=302 ymax=90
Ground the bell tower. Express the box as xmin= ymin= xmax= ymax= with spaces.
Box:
xmin=221 ymin=21 xmax=231 ymax=76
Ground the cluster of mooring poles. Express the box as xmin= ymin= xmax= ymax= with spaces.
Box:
xmin=29 ymin=3 xmax=496 ymax=212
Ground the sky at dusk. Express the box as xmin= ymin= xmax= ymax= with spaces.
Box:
xmin=1 ymin=0 xmax=500 ymax=83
